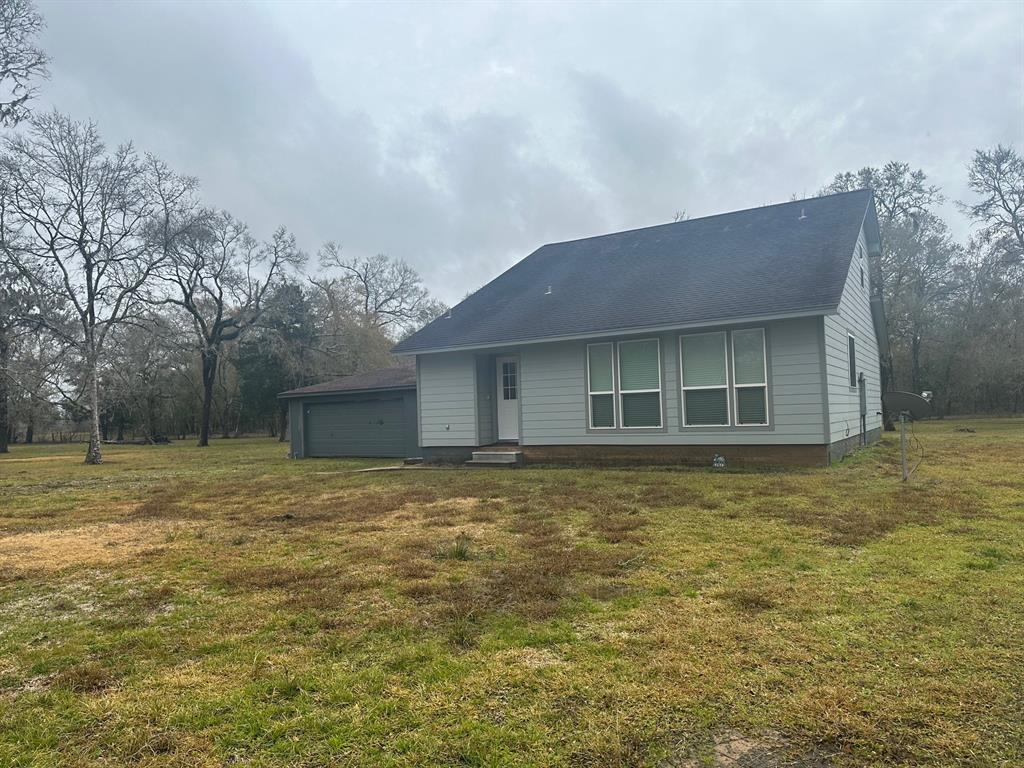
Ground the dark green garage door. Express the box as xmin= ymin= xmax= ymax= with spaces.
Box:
xmin=305 ymin=398 xmax=409 ymax=457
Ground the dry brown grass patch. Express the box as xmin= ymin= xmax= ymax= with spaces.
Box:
xmin=217 ymin=563 xmax=376 ymax=610
xmin=718 ymin=586 xmax=780 ymax=613
xmin=130 ymin=486 xmax=193 ymax=520
xmin=52 ymin=661 xmax=114 ymax=693
xmin=740 ymin=480 xmax=985 ymax=546
xmin=138 ymin=582 xmax=176 ymax=609
xmin=0 ymin=521 xmax=187 ymax=571
xmin=591 ymin=511 xmax=650 ymax=543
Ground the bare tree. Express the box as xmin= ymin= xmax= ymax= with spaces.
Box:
xmin=960 ymin=145 xmax=1024 ymax=274
xmin=0 ymin=112 xmax=177 ymax=463
xmin=1 ymin=0 xmax=50 ymax=127
xmin=159 ymin=212 xmax=304 ymax=447
xmin=104 ymin=314 xmax=180 ymax=442
xmin=0 ymin=261 xmax=33 ymax=452
xmin=824 ymin=162 xmax=942 ymax=229
xmin=0 ymin=258 xmax=66 ymax=452
xmin=316 ymin=245 xmax=446 ymax=335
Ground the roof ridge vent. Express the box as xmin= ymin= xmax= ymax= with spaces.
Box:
xmin=798 ymin=208 xmax=807 ymax=220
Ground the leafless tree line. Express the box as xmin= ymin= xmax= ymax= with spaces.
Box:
xmin=0 ymin=112 xmax=447 ymax=461
xmin=0 ymin=2 xmax=445 ymax=461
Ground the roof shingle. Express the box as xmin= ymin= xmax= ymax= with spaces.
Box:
xmin=277 ymin=367 xmax=416 ymax=398
xmin=393 ymin=189 xmax=874 ymax=354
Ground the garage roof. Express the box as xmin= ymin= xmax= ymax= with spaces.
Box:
xmin=278 ymin=366 xmax=416 ymax=399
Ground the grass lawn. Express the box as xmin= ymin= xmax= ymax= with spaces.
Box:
xmin=0 ymin=421 xmax=1022 ymax=767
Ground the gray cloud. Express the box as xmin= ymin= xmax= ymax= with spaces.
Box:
xmin=34 ymin=0 xmax=1023 ymax=303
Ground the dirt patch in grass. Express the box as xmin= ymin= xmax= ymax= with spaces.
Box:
xmin=666 ymin=729 xmax=834 ymax=767
xmin=0 ymin=521 xmax=186 ymax=571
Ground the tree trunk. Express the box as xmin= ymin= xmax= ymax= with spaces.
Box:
xmin=198 ymin=349 xmax=217 ymax=447
xmin=85 ymin=356 xmax=103 ymax=464
xmin=910 ymin=333 xmax=922 ymax=395
xmin=0 ymin=333 xmax=9 ymax=454
xmin=144 ymin=393 xmax=157 ymax=443
xmin=25 ymin=411 xmax=34 ymax=444
xmin=278 ymin=404 xmax=288 ymax=443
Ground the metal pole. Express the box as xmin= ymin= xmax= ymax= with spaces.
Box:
xmin=900 ymin=412 xmax=908 ymax=482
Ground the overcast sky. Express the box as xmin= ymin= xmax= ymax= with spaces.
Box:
xmin=35 ymin=0 xmax=1023 ymax=303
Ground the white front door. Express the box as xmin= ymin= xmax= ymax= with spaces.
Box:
xmin=496 ymin=356 xmax=520 ymax=441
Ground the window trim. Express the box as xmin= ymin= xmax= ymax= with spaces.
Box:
xmin=679 ymin=331 xmax=731 ymax=427
xmin=616 ymin=338 xmax=663 ymax=429
xmin=586 ymin=342 xmax=616 ymax=429
xmin=731 ymin=327 xmax=769 ymax=427
xmin=847 ymin=333 xmax=857 ymax=389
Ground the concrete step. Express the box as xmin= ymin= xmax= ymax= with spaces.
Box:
xmin=465 ymin=450 xmax=523 ymax=468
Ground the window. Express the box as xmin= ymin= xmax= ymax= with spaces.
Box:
xmin=502 ymin=361 xmax=517 ymax=400
xmin=847 ymin=334 xmax=857 ymax=388
xmin=680 ymin=332 xmax=730 ymax=426
xmin=587 ymin=343 xmax=615 ymax=428
xmin=732 ymin=328 xmax=768 ymax=425
xmin=617 ymin=339 xmax=662 ymax=428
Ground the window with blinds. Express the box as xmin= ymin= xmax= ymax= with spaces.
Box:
xmin=732 ymin=328 xmax=768 ymax=425
xmin=680 ymin=332 xmax=730 ymax=426
xmin=617 ymin=339 xmax=662 ymax=428
xmin=587 ymin=343 xmax=615 ymax=428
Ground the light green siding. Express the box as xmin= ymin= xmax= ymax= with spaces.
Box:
xmin=414 ymin=318 xmax=831 ymax=448
xmin=515 ymin=318 xmax=827 ymax=445
xmin=418 ymin=352 xmax=478 ymax=447
xmin=823 ymin=226 xmax=883 ymax=443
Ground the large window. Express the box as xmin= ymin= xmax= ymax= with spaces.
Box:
xmin=587 ymin=343 xmax=615 ymax=428
xmin=680 ymin=332 xmax=730 ymax=426
xmin=848 ymin=334 xmax=857 ymax=388
xmin=617 ymin=339 xmax=662 ymax=428
xmin=732 ymin=328 xmax=768 ymax=425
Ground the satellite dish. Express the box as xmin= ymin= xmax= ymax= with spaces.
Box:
xmin=883 ymin=391 xmax=932 ymax=420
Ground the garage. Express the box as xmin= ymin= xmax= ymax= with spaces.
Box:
xmin=278 ymin=367 xmax=418 ymax=458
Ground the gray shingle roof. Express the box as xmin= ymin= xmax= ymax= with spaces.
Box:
xmin=277 ymin=366 xmax=416 ymax=398
xmin=393 ymin=189 xmax=876 ymax=354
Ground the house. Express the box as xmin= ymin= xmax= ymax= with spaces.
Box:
xmin=279 ymin=367 xmax=417 ymax=458
xmin=390 ymin=189 xmax=886 ymax=466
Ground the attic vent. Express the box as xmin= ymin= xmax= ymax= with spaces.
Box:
xmin=798 ymin=208 xmax=807 ymax=220
xmin=545 ymin=285 xmax=552 ymax=295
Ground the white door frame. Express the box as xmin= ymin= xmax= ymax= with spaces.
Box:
xmin=495 ymin=356 xmax=520 ymax=442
